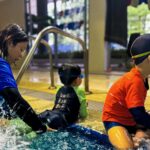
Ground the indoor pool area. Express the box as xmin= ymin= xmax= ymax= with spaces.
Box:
xmin=1 ymin=1 xmax=150 ymax=149
xmin=1 ymin=67 xmax=146 ymax=150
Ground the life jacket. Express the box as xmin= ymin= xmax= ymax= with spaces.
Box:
xmin=53 ymin=86 xmax=80 ymax=124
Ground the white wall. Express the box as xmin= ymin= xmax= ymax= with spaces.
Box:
xmin=0 ymin=0 xmax=25 ymax=29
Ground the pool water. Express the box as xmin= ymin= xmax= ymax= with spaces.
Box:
xmin=29 ymin=130 xmax=112 ymax=150
xmin=1 ymin=118 xmax=150 ymax=150
xmin=1 ymin=118 xmax=113 ymax=150
xmin=0 ymin=125 xmax=30 ymax=150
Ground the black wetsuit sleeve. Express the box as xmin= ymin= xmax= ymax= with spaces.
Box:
xmin=0 ymin=87 xmax=47 ymax=133
xmin=129 ymin=106 xmax=150 ymax=129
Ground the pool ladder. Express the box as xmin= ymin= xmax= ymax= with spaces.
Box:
xmin=16 ymin=26 xmax=91 ymax=94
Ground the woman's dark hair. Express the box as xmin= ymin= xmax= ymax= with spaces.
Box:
xmin=0 ymin=23 xmax=28 ymax=58
xmin=58 ymin=64 xmax=81 ymax=86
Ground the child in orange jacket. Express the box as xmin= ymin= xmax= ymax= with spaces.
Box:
xmin=102 ymin=34 xmax=150 ymax=149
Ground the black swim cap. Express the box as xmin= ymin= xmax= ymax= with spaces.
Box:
xmin=130 ymin=34 xmax=150 ymax=65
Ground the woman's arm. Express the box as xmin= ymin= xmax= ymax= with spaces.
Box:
xmin=0 ymin=87 xmax=47 ymax=134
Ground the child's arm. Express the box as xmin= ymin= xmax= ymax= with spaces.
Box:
xmin=77 ymin=88 xmax=88 ymax=119
xmin=129 ymin=106 xmax=150 ymax=128
xmin=79 ymin=100 xmax=88 ymax=119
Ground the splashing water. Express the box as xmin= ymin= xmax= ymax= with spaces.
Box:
xmin=137 ymin=139 xmax=150 ymax=150
xmin=0 ymin=125 xmax=30 ymax=150
xmin=0 ymin=98 xmax=31 ymax=149
xmin=2 ymin=117 xmax=150 ymax=150
xmin=0 ymin=117 xmax=113 ymax=150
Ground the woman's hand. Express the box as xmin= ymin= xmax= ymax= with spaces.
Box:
xmin=0 ymin=119 xmax=9 ymax=126
xmin=47 ymin=126 xmax=57 ymax=131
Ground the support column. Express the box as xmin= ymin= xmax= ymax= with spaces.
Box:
xmin=37 ymin=0 xmax=48 ymax=56
xmin=89 ymin=0 xmax=106 ymax=74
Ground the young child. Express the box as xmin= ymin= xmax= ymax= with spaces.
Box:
xmin=102 ymin=34 xmax=150 ymax=149
xmin=38 ymin=64 xmax=88 ymax=129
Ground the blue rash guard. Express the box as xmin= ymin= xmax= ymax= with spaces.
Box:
xmin=0 ymin=58 xmax=17 ymax=90
xmin=0 ymin=58 xmax=17 ymax=118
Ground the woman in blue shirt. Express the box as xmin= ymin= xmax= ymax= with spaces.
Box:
xmin=0 ymin=23 xmax=46 ymax=134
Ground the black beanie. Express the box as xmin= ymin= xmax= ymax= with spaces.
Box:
xmin=130 ymin=34 xmax=150 ymax=65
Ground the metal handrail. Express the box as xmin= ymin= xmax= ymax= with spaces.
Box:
xmin=16 ymin=26 xmax=90 ymax=93
xmin=28 ymin=36 xmax=55 ymax=89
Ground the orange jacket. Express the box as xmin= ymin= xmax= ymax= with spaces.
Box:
xmin=102 ymin=68 xmax=147 ymax=126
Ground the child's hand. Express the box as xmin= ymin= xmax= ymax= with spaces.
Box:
xmin=135 ymin=130 xmax=149 ymax=139
xmin=47 ymin=126 xmax=57 ymax=132
xmin=133 ymin=130 xmax=149 ymax=148
xmin=132 ymin=136 xmax=142 ymax=148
